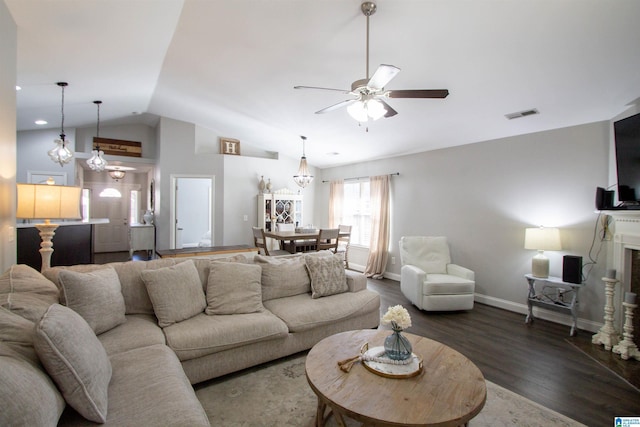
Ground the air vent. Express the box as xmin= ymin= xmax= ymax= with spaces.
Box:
xmin=505 ymin=108 xmax=539 ymax=120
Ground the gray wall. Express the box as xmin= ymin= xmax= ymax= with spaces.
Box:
xmin=0 ymin=1 xmax=16 ymax=271
xmin=318 ymin=121 xmax=610 ymax=327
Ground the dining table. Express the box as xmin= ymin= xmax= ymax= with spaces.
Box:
xmin=263 ymin=229 xmax=349 ymax=254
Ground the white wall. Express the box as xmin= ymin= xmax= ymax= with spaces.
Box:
xmin=318 ymin=121 xmax=610 ymax=326
xmin=0 ymin=1 xmax=16 ymax=271
xmin=16 ymin=128 xmax=77 ymax=184
xmin=222 ymin=153 xmax=317 ymax=246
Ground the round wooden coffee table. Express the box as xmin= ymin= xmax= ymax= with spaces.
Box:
xmin=306 ymin=329 xmax=486 ymax=427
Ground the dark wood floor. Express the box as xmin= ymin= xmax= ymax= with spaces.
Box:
xmin=367 ymin=277 xmax=640 ymax=427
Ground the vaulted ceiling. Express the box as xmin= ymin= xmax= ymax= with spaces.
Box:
xmin=7 ymin=0 xmax=640 ymax=168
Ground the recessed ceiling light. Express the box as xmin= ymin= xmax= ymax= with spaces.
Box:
xmin=34 ymin=120 xmax=47 ymax=125
xmin=326 ymin=152 xmax=340 ymax=156
xmin=15 ymin=86 xmax=21 ymax=91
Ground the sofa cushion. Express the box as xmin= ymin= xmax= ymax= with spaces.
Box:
xmin=0 ymin=264 xmax=59 ymax=322
xmin=304 ymin=253 xmax=348 ymax=299
xmin=98 ymin=314 xmax=165 ymax=356
xmin=141 ymin=259 xmax=207 ymax=328
xmin=263 ymin=290 xmax=381 ymax=333
xmin=43 ymin=264 xmax=106 ymax=305
xmin=0 ymin=306 xmax=39 ymax=365
xmin=423 ymin=274 xmax=475 ymax=295
xmin=0 ymin=342 xmax=66 ymax=427
xmin=163 ymin=311 xmax=288 ymax=361
xmin=34 ymin=304 xmax=112 ymax=423
xmin=0 ymin=264 xmax=59 ymax=299
xmin=111 ymin=258 xmax=178 ymax=315
xmin=254 ymin=254 xmax=310 ymax=301
xmin=57 ymin=267 xmax=126 ymax=334
xmin=58 ymin=344 xmax=210 ymax=426
xmin=205 ymin=262 xmax=263 ymax=315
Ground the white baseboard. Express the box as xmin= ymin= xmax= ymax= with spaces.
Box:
xmin=474 ymin=293 xmax=602 ymax=333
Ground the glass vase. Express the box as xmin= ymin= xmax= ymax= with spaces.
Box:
xmin=384 ymin=328 xmax=412 ymax=361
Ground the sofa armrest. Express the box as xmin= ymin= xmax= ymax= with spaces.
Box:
xmin=346 ymin=270 xmax=367 ymax=292
xmin=400 ymin=265 xmax=426 ymax=308
xmin=447 ymin=264 xmax=475 ymax=281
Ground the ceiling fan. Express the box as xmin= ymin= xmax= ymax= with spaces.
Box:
xmin=294 ymin=1 xmax=449 ymax=123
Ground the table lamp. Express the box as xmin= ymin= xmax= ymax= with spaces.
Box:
xmin=16 ymin=182 xmax=82 ymax=271
xmin=524 ymin=227 xmax=562 ymax=278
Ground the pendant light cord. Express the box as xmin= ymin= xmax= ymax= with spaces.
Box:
xmin=57 ymin=82 xmax=67 ymax=141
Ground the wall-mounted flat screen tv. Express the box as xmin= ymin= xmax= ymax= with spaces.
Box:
xmin=614 ymin=112 xmax=640 ymax=203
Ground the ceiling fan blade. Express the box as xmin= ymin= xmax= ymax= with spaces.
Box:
xmin=388 ymin=89 xmax=449 ymax=99
xmin=367 ymin=64 xmax=401 ymax=90
xmin=294 ymin=85 xmax=350 ymax=94
xmin=378 ymin=99 xmax=398 ymax=118
xmin=315 ymin=99 xmax=357 ymax=114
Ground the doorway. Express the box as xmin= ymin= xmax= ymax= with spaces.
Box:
xmin=170 ymin=175 xmax=214 ymax=249
xmin=89 ymin=182 xmax=141 ymax=253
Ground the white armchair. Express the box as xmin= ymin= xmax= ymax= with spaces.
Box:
xmin=399 ymin=236 xmax=475 ymax=311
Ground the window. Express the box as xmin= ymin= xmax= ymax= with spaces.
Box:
xmin=342 ymin=180 xmax=370 ymax=246
xmin=130 ymin=190 xmax=140 ymax=224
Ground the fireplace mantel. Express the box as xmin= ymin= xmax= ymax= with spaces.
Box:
xmin=607 ymin=211 xmax=640 ymax=332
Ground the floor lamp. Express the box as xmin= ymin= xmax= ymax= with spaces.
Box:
xmin=16 ymin=183 xmax=82 ymax=271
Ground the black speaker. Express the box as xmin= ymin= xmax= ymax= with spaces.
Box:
xmin=563 ymin=255 xmax=582 ymax=284
xmin=595 ymin=187 xmax=615 ymax=210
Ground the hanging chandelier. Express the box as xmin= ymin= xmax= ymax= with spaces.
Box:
xmin=293 ymin=135 xmax=314 ymax=188
xmin=86 ymin=100 xmax=108 ymax=172
xmin=48 ymin=82 xmax=74 ymax=166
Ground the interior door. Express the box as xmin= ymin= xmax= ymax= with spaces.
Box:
xmin=173 ymin=176 xmax=214 ymax=249
xmin=91 ymin=184 xmax=130 ymax=253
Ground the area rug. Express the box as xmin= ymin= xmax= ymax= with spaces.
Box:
xmin=194 ymin=353 xmax=585 ymax=427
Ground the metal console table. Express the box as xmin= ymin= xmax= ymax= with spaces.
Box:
xmin=525 ymin=274 xmax=585 ymax=336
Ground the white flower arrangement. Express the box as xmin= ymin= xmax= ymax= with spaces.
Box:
xmin=381 ymin=305 xmax=412 ymax=331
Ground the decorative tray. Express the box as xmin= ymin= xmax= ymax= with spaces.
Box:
xmin=361 ymin=345 xmax=423 ymax=379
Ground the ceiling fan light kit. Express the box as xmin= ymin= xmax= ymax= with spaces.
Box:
xmin=295 ymin=1 xmax=449 ymax=123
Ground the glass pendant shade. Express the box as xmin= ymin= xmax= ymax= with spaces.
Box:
xmin=50 ymin=82 xmax=74 ymax=166
xmin=86 ymin=100 xmax=108 ymax=172
xmin=347 ymin=98 xmax=387 ymax=122
xmin=48 ymin=137 xmax=74 ymax=166
xmin=293 ymin=136 xmax=314 ymax=188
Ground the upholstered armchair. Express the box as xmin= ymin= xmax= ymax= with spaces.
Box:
xmin=399 ymin=236 xmax=475 ymax=311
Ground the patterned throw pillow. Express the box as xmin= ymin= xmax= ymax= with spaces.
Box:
xmin=304 ymin=254 xmax=348 ymax=299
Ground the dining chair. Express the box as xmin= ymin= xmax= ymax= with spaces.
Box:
xmin=336 ymin=224 xmax=352 ymax=268
xmin=316 ymin=228 xmax=340 ymax=252
xmin=252 ymin=227 xmax=290 ymax=256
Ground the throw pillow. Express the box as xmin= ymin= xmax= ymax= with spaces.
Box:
xmin=304 ymin=253 xmax=348 ymax=299
xmin=205 ymin=262 xmax=263 ymax=315
xmin=34 ymin=304 xmax=112 ymax=423
xmin=140 ymin=259 xmax=207 ymax=327
xmin=57 ymin=267 xmax=126 ymax=335
xmin=254 ymin=254 xmax=311 ymax=301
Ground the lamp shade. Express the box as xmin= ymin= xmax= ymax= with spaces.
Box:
xmin=524 ymin=227 xmax=561 ymax=251
xmin=17 ymin=183 xmax=81 ymax=220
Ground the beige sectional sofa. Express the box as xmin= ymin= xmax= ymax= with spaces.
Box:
xmin=0 ymin=251 xmax=380 ymax=426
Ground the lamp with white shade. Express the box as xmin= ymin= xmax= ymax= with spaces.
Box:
xmin=524 ymin=226 xmax=562 ymax=278
xmin=16 ymin=183 xmax=82 ymax=271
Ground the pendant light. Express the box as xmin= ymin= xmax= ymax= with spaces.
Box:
xmin=48 ymin=82 xmax=74 ymax=166
xmin=293 ymin=136 xmax=314 ymax=188
xmin=86 ymin=100 xmax=108 ymax=172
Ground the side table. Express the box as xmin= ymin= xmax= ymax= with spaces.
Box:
xmin=525 ymin=274 xmax=584 ymax=336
